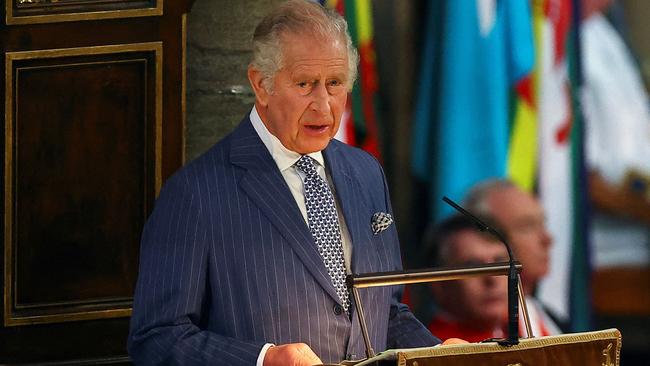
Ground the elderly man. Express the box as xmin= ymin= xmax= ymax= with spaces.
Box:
xmin=464 ymin=179 xmax=563 ymax=336
xmin=127 ymin=1 xmax=439 ymax=365
xmin=425 ymin=215 xmax=509 ymax=343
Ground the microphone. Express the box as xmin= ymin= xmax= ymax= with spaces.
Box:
xmin=442 ymin=196 xmax=520 ymax=346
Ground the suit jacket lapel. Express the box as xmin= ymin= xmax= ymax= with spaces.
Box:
xmin=323 ymin=143 xmax=379 ymax=275
xmin=325 ymin=142 xmax=385 ymax=354
xmin=230 ymin=118 xmax=342 ymax=304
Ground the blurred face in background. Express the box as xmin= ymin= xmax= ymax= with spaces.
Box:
xmin=485 ymin=186 xmax=553 ymax=295
xmin=581 ymin=0 xmax=614 ymax=19
xmin=432 ymin=230 xmax=509 ymax=328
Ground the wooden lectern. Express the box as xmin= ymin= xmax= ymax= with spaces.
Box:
xmin=332 ymin=263 xmax=622 ymax=366
xmin=342 ymin=328 xmax=621 ymax=366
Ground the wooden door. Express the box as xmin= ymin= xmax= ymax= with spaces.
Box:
xmin=1 ymin=1 xmax=193 ymax=363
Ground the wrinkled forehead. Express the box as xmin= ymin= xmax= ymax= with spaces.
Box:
xmin=490 ymin=187 xmax=544 ymax=216
xmin=278 ymin=28 xmax=346 ymax=52
xmin=278 ymin=31 xmax=348 ymax=66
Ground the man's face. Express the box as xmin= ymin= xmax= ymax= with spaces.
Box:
xmin=433 ymin=230 xmax=508 ymax=327
xmin=250 ymin=32 xmax=349 ymax=154
xmin=487 ymin=186 xmax=553 ymax=294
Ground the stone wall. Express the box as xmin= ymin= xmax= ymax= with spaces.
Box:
xmin=186 ymin=0 xmax=284 ymax=161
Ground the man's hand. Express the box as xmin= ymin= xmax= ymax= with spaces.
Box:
xmin=442 ymin=338 xmax=470 ymax=345
xmin=263 ymin=343 xmax=323 ymax=366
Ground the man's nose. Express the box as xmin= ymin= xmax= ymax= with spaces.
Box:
xmin=310 ymin=83 xmax=331 ymax=113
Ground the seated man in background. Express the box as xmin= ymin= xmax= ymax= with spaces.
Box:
xmin=464 ymin=179 xmax=564 ymax=336
xmin=424 ymin=214 xmax=509 ymax=342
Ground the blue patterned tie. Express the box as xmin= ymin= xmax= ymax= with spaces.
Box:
xmin=295 ymin=155 xmax=350 ymax=313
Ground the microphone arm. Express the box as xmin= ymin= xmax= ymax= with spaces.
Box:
xmin=442 ymin=196 xmax=521 ymax=345
xmin=347 ymin=262 xmax=524 ymax=359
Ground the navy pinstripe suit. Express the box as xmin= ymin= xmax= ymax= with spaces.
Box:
xmin=128 ymin=117 xmax=439 ymax=365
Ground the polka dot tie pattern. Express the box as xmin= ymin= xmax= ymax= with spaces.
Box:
xmin=295 ymin=155 xmax=350 ymax=314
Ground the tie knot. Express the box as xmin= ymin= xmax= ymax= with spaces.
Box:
xmin=295 ymin=155 xmax=318 ymax=177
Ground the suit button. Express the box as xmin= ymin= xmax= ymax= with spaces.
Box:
xmin=333 ymin=304 xmax=343 ymax=315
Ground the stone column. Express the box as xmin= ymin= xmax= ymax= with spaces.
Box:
xmin=186 ymin=0 xmax=284 ymax=161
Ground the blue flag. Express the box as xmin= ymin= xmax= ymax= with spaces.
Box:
xmin=412 ymin=0 xmax=534 ymax=220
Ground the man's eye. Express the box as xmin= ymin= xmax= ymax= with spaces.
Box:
xmin=297 ymin=81 xmax=310 ymax=88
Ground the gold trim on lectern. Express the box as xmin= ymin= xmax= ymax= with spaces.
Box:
xmin=347 ymin=328 xmax=621 ymax=366
xmin=400 ymin=329 xmax=621 ymax=358
xmin=395 ymin=329 xmax=622 ymax=366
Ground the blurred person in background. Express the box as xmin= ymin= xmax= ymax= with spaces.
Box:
xmin=580 ymin=1 xmax=650 ymax=363
xmin=423 ymin=214 xmax=510 ymax=342
xmin=464 ymin=179 xmax=563 ymax=336
xmin=581 ymin=0 xmax=650 ymax=268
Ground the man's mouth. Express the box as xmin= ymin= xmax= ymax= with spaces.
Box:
xmin=304 ymin=125 xmax=329 ymax=132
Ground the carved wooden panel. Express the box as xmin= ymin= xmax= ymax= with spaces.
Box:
xmin=6 ymin=0 xmax=161 ymax=24
xmin=4 ymin=43 xmax=162 ymax=326
xmin=1 ymin=0 xmax=193 ymax=362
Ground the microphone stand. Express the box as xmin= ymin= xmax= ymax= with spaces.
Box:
xmin=346 ymin=262 xmax=526 ymax=360
xmin=442 ymin=196 xmax=521 ymax=345
xmin=345 ymin=197 xmax=535 ymax=360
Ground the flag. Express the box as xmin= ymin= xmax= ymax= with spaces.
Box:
xmin=507 ymin=74 xmax=538 ymax=191
xmin=507 ymin=0 xmax=547 ymax=192
xmin=323 ymin=0 xmax=382 ymax=160
xmin=412 ymin=0 xmax=535 ymax=221
xmin=410 ymin=0 xmax=591 ymax=330
xmin=537 ymin=0 xmax=593 ymax=331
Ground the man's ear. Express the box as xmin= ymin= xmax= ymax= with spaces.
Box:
xmin=248 ymin=66 xmax=271 ymax=107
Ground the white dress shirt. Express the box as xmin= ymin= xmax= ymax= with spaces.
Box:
xmin=249 ymin=106 xmax=353 ymax=365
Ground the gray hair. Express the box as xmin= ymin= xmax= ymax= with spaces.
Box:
xmin=463 ymin=179 xmax=518 ymax=215
xmin=250 ymin=0 xmax=359 ymax=91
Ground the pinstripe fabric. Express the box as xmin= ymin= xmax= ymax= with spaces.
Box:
xmin=128 ymin=117 xmax=439 ymax=365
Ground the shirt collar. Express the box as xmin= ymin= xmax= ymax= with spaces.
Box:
xmin=249 ymin=106 xmax=325 ymax=172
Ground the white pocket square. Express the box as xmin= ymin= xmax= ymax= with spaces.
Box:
xmin=371 ymin=212 xmax=393 ymax=234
